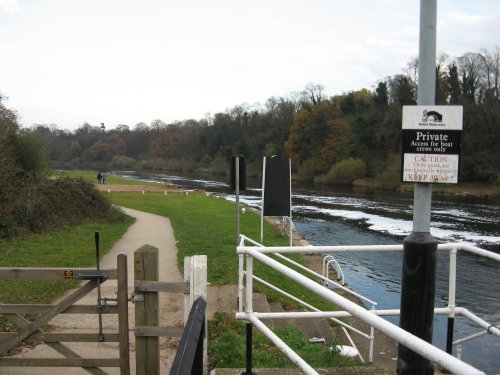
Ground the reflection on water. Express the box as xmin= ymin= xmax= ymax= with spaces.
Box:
xmin=119 ymin=171 xmax=500 ymax=373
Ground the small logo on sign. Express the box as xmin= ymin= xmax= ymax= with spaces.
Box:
xmin=64 ymin=270 xmax=74 ymax=280
xmin=422 ymin=110 xmax=442 ymax=123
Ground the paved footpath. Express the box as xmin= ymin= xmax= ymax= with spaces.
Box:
xmin=3 ymin=206 xmax=185 ymax=374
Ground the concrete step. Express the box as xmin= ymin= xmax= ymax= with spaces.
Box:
xmin=253 ymin=293 xmax=273 ymax=329
xmin=267 ymin=300 xmax=337 ymax=346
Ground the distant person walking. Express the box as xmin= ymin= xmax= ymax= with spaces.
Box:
xmin=97 ymin=171 xmax=102 ymax=184
xmin=102 ymin=172 xmax=108 ymax=185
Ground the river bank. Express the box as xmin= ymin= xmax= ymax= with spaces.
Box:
xmin=134 ymin=167 xmax=500 ymax=199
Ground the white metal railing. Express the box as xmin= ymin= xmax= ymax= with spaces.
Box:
xmin=323 ymin=255 xmax=345 ymax=285
xmin=236 ymin=235 xmax=500 ymax=375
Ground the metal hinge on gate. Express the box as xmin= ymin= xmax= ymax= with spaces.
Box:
xmin=129 ymin=292 xmax=144 ymax=303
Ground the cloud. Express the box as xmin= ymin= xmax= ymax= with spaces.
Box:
xmin=2 ymin=1 xmax=499 ymax=130
xmin=0 ymin=0 xmax=21 ymax=14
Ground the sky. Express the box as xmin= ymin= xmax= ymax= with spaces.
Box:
xmin=0 ymin=0 xmax=499 ymax=131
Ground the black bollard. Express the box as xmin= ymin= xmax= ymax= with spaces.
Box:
xmin=241 ymin=323 xmax=257 ymax=375
xmin=397 ymin=232 xmax=437 ymax=375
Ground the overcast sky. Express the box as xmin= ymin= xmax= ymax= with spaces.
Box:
xmin=1 ymin=1 xmax=499 ymax=131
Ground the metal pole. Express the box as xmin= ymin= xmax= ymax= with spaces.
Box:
xmin=242 ymin=254 xmax=256 ymax=375
xmin=446 ymin=248 xmax=457 ymax=355
xmin=236 ymin=156 xmax=241 ymax=245
xmin=398 ymin=1 xmax=437 ymax=374
xmin=288 ymin=158 xmax=292 ymax=247
xmin=260 ymin=157 xmax=266 ymax=244
xmin=95 ymin=231 xmax=104 ymax=342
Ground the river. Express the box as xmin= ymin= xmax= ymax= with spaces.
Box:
xmin=119 ymin=171 xmax=499 ymax=374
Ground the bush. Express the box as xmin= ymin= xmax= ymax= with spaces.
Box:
xmin=1 ymin=177 xmax=115 ymax=238
xmin=295 ymin=159 xmax=316 ymax=182
xmin=315 ymin=158 xmax=366 ymax=185
xmin=111 ymin=155 xmax=137 ymax=170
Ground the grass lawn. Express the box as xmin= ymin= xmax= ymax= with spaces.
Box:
xmin=0 ymin=212 xmax=134 ymax=304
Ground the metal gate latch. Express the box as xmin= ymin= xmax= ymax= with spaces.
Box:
xmin=129 ymin=292 xmax=144 ymax=303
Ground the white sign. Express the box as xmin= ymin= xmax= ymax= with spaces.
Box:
xmin=401 ymin=106 xmax=463 ymax=184
xmin=402 ymin=105 xmax=463 ymax=130
xmin=402 ymin=154 xmax=460 ymax=183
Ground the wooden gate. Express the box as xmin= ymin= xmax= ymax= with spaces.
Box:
xmin=0 ymin=254 xmax=130 ymax=374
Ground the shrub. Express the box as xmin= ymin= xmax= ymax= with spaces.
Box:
xmin=1 ymin=177 xmax=115 ymax=238
xmin=295 ymin=159 xmax=316 ymax=182
xmin=315 ymin=158 xmax=366 ymax=185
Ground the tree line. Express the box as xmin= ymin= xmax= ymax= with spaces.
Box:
xmin=16 ymin=47 xmax=500 ymax=186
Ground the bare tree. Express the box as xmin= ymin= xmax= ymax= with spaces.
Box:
xmin=479 ymin=47 xmax=500 ymax=103
xmin=456 ymin=52 xmax=483 ymax=102
xmin=302 ymin=83 xmax=325 ymax=105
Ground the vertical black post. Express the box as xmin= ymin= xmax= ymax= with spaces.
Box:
xmin=446 ymin=317 xmax=454 ymax=354
xmin=242 ymin=322 xmax=256 ymax=375
xmin=397 ymin=233 xmax=437 ymax=374
xmin=94 ymin=231 xmax=104 ymax=342
xmin=95 ymin=231 xmax=99 ymax=270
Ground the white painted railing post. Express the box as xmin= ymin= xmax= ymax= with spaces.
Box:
xmin=245 ymin=254 xmax=254 ymax=312
xmin=446 ymin=248 xmax=458 ymax=355
xmin=184 ymin=255 xmax=208 ymax=375
xmin=369 ymin=305 xmax=375 ymax=363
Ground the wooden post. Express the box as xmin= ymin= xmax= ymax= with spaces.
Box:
xmin=184 ymin=255 xmax=207 ymax=375
xmin=117 ymin=254 xmax=130 ymax=375
xmin=134 ymin=245 xmax=159 ymax=375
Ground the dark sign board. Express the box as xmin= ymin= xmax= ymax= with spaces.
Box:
xmin=263 ymin=156 xmax=290 ymax=216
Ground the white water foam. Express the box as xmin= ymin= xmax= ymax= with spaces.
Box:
xmin=294 ymin=205 xmax=500 ymax=245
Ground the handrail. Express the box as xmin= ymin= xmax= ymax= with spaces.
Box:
xmin=239 ymin=235 xmax=500 ymax=262
xmin=239 ymin=235 xmax=377 ymax=307
xmin=325 ymin=258 xmax=345 ymax=286
xmin=274 ymin=252 xmax=375 ymax=306
xmin=248 ymin=272 xmax=367 ymax=363
xmin=236 ymin=236 xmax=499 ymax=375
xmin=238 ymin=246 xmax=485 ymax=375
